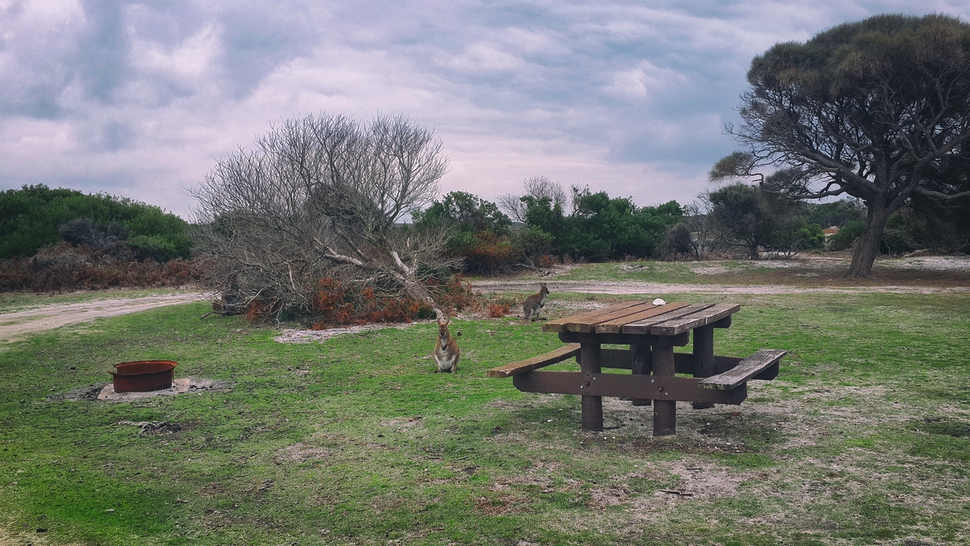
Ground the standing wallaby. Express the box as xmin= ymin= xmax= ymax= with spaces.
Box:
xmin=523 ymin=283 xmax=550 ymax=322
xmin=433 ymin=318 xmax=460 ymax=373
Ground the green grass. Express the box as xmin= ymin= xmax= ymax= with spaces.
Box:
xmin=546 ymin=259 xmax=796 ymax=284
xmin=1 ymin=285 xmax=969 ymax=544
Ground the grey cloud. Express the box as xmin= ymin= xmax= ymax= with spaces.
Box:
xmin=0 ymin=4 xmax=79 ymax=118
xmin=213 ymin=2 xmax=325 ymax=97
xmin=1 ymin=1 xmax=321 ymax=120
xmin=2 ymin=0 xmax=968 ymax=218
xmin=92 ymin=120 xmax=138 ymax=152
xmin=75 ymin=0 xmax=131 ymax=103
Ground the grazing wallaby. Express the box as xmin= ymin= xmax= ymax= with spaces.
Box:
xmin=433 ymin=318 xmax=461 ymax=373
xmin=523 ymin=282 xmax=550 ymax=322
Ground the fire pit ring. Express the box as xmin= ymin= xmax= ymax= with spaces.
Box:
xmin=110 ymin=360 xmax=178 ymax=393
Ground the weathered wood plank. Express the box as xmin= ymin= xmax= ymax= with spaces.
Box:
xmin=598 ymin=351 xmax=770 ymax=376
xmin=698 ymin=349 xmax=787 ymax=390
xmin=486 ymin=343 xmax=581 ymax=378
xmin=541 ymin=301 xmax=645 ymax=333
xmin=650 ymin=303 xmax=741 ymax=336
xmin=594 ymin=302 xmax=690 ymax=334
xmin=620 ymin=303 xmax=714 ymax=335
xmin=563 ymin=301 xmax=660 ymax=333
xmin=512 ymin=371 xmax=749 ymax=405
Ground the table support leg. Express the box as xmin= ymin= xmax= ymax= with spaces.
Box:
xmin=693 ymin=325 xmax=715 ymax=409
xmin=652 ymin=345 xmax=676 ymax=436
xmin=631 ymin=343 xmax=651 ymax=407
xmin=579 ymin=343 xmax=603 ymax=431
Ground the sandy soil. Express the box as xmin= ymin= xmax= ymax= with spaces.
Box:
xmin=475 ymin=254 xmax=970 ymax=296
xmin=0 ymin=292 xmax=205 ymax=343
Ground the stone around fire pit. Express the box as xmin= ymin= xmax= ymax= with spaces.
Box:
xmin=97 ymin=377 xmax=232 ymax=401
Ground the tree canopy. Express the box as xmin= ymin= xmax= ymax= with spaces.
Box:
xmin=707 ymin=184 xmax=779 ymax=259
xmin=723 ymin=14 xmax=970 ymax=276
xmin=412 ymin=191 xmax=518 ymax=273
xmin=520 ymin=185 xmax=682 ymax=261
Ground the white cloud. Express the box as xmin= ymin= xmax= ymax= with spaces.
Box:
xmin=445 ymin=40 xmax=532 ymax=73
xmin=605 ymin=61 xmax=691 ymax=101
xmin=128 ymin=23 xmax=224 ymax=92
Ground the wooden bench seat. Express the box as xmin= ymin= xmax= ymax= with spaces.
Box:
xmin=699 ymin=349 xmax=787 ymax=390
xmin=487 ymin=344 xmax=581 ymax=378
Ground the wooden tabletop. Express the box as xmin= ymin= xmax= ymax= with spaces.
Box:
xmin=541 ymin=301 xmax=741 ymax=336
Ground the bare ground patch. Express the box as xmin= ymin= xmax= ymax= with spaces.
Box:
xmin=49 ymin=377 xmax=234 ymax=402
xmin=274 ymin=443 xmax=333 ymax=463
xmin=479 ymin=254 xmax=970 ymax=296
xmin=273 ymin=322 xmax=417 ymax=343
xmin=482 ymin=376 xmax=970 ymax=541
xmin=0 ymin=292 xmax=205 ymax=342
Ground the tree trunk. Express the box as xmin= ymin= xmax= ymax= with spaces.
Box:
xmin=847 ymin=205 xmax=892 ymax=277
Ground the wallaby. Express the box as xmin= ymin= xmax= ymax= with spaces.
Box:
xmin=201 ymin=276 xmax=244 ymax=319
xmin=433 ymin=318 xmax=461 ymax=373
xmin=523 ymin=282 xmax=550 ymax=322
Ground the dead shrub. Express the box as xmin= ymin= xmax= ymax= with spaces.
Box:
xmin=0 ymin=242 xmax=202 ymax=292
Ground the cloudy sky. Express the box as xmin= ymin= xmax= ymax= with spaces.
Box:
xmin=2 ymin=1 xmax=968 ymax=220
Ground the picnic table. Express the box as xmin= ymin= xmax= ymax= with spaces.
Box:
xmin=488 ymin=301 xmax=785 ymax=436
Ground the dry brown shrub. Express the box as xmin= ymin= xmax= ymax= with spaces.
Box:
xmin=0 ymin=242 xmax=202 ymax=292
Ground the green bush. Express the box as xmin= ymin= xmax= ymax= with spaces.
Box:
xmin=0 ymin=184 xmax=192 ymax=260
xmin=522 ymin=188 xmax=683 ymax=261
xmin=127 ymin=234 xmax=188 ymax=262
xmin=413 ymin=191 xmax=520 ymax=274
xmin=512 ymin=226 xmax=554 ymax=266
xmin=829 ymin=220 xmax=865 ymax=251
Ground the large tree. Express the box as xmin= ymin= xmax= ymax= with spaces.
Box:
xmin=191 ymin=113 xmax=456 ymax=320
xmin=722 ymin=14 xmax=970 ymax=276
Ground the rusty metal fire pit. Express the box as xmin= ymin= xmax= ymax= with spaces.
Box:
xmin=110 ymin=360 xmax=178 ymax=393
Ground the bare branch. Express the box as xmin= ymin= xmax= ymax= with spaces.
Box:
xmin=190 ymin=113 xmax=454 ymax=321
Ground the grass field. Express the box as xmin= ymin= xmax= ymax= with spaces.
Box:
xmin=1 ymin=259 xmax=969 ymax=545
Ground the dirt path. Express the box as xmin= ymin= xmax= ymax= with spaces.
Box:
xmin=3 ymin=254 xmax=968 ymax=343
xmin=0 ymin=292 xmax=206 ymax=343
